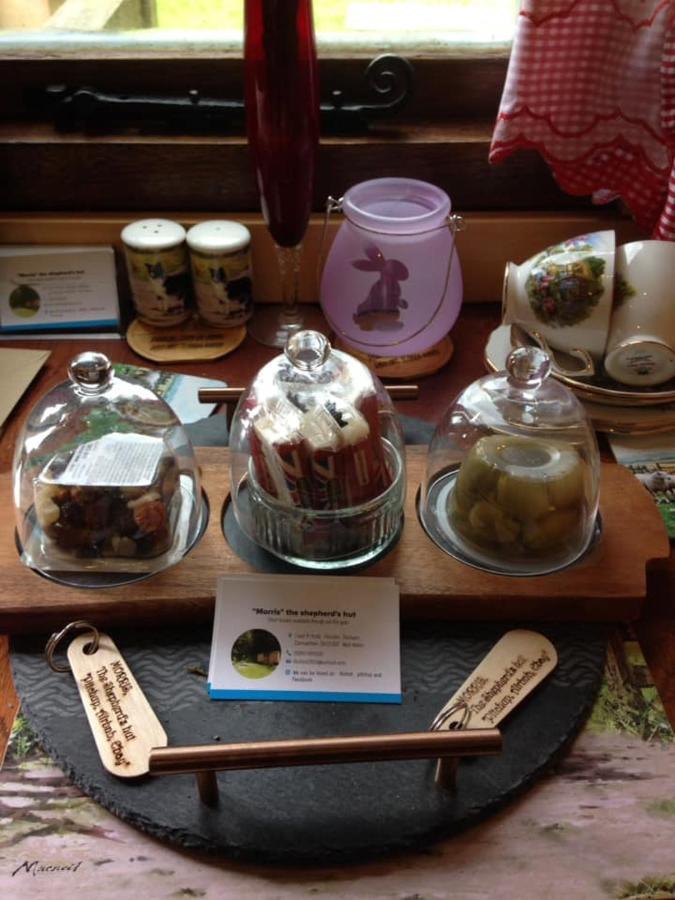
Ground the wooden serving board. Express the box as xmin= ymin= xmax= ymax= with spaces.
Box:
xmin=0 ymin=447 xmax=669 ymax=634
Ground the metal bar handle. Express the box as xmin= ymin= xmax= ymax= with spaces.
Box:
xmin=198 ymin=384 xmax=420 ymax=404
xmin=149 ymin=729 xmax=501 ymax=775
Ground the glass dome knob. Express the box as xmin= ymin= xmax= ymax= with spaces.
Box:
xmin=68 ymin=352 xmax=113 ymax=391
xmin=506 ymin=346 xmax=552 ymax=389
xmin=284 ymin=330 xmax=332 ymax=371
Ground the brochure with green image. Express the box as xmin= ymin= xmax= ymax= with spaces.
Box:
xmin=608 ymin=431 xmax=675 ymax=539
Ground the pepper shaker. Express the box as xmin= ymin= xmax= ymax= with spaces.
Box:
xmin=187 ymin=220 xmax=253 ymax=328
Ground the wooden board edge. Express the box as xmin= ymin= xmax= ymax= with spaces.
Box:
xmin=0 ymin=634 xmax=20 ymax=768
xmin=0 ymin=447 xmax=667 ymax=634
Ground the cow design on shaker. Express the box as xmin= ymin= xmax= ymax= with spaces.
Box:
xmin=144 ymin=261 xmax=189 ymax=319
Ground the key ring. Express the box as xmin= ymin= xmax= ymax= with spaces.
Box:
xmin=430 ymin=699 xmax=472 ymax=732
xmin=45 ymin=620 xmax=100 ymax=673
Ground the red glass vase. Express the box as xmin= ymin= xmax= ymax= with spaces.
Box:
xmin=244 ymin=0 xmax=324 ymax=346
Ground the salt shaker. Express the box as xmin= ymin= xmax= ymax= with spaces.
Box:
xmin=121 ymin=218 xmax=192 ymax=327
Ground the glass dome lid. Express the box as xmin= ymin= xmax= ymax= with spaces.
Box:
xmin=228 ymin=330 xmax=406 ymax=569
xmin=419 ymin=346 xmax=600 ymax=576
xmin=13 ymin=352 xmax=205 ymax=586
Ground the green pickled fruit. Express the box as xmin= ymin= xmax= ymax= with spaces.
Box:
xmin=471 ymin=434 xmax=583 ymax=521
xmin=449 ymin=489 xmax=470 ymax=523
xmin=451 ymin=478 xmax=474 ymax=514
xmin=547 ymin=460 xmax=584 ymax=509
xmin=451 ymin=433 xmax=586 ymax=558
xmin=454 ymin=440 xmax=501 ymax=503
xmin=467 ymin=499 xmax=520 ymax=545
xmin=497 ymin=473 xmax=551 ymax=521
xmin=523 ymin=508 xmax=580 ymax=551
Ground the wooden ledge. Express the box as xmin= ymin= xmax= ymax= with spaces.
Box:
xmin=0 ymin=447 xmax=668 ymax=634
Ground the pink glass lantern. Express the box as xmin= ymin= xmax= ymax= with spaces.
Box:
xmin=320 ymin=178 xmax=464 ymax=357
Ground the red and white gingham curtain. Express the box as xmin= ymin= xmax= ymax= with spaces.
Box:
xmin=489 ymin=0 xmax=675 ymax=239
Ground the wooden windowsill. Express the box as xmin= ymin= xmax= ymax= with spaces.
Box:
xmin=0 ymin=210 xmax=645 ymax=307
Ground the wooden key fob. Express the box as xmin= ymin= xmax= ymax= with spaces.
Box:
xmin=67 ymin=632 xmax=167 ymax=777
xmin=432 ymin=629 xmax=558 ymax=731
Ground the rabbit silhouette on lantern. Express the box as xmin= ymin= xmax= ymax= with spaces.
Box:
xmin=352 ymin=244 xmax=408 ymax=331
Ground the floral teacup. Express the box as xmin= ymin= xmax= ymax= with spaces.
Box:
xmin=503 ymin=231 xmax=616 ymax=371
xmin=604 ymin=240 xmax=675 ymax=387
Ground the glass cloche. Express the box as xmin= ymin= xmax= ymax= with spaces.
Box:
xmin=419 ymin=346 xmax=600 ymax=576
xmin=13 ymin=352 xmax=205 ymax=586
xmin=229 ymin=330 xmax=406 ymax=569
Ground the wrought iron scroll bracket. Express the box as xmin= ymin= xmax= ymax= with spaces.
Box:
xmin=33 ymin=54 xmax=414 ymax=135
xmin=321 ymin=53 xmax=414 ymax=133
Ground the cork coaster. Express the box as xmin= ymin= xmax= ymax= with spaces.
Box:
xmin=127 ymin=317 xmax=246 ymax=362
xmin=333 ymin=335 xmax=453 ymax=378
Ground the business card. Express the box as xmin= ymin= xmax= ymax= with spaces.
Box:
xmin=0 ymin=245 xmax=120 ymax=332
xmin=208 ymin=574 xmax=401 ymax=703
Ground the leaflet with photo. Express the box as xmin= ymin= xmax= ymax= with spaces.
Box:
xmin=209 ymin=574 xmax=401 ymax=703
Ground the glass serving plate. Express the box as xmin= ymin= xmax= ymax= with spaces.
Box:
xmin=419 ymin=466 xmax=602 ymax=577
xmin=13 ymin=351 xmax=207 ymax=588
xmin=419 ymin=345 xmax=601 ymax=577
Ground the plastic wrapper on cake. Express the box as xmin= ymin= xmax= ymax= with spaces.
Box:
xmin=34 ymin=433 xmax=179 ymax=561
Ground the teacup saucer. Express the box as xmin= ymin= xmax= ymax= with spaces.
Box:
xmin=484 ymin=325 xmax=675 ymax=434
xmin=507 ymin=324 xmax=675 ymax=406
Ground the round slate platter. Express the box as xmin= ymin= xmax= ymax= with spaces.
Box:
xmin=11 ymin=621 xmax=606 ymax=865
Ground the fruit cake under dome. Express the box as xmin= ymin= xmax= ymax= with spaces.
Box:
xmin=13 ymin=351 xmax=205 ymax=586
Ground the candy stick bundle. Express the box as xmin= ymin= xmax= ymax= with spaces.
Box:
xmin=249 ymin=389 xmax=392 ymax=510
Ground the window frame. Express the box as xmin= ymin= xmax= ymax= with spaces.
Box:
xmin=0 ymin=45 xmax=599 ymax=216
